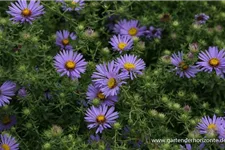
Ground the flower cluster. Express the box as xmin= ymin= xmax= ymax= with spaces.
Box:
xmin=170 ymin=46 xmax=225 ymax=78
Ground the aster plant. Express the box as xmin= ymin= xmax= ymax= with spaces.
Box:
xmin=84 ymin=105 xmax=119 ymax=133
xmin=91 ymin=61 xmax=129 ymax=97
xmin=0 ymin=81 xmax=16 ymax=107
xmin=54 ymin=50 xmax=87 ymax=80
xmin=145 ymin=26 xmax=162 ymax=39
xmin=196 ymin=115 xmax=223 ymax=135
xmin=86 ymin=84 xmax=118 ymax=106
xmin=7 ymin=0 xmax=45 ymax=24
xmin=171 ymin=51 xmax=199 ymax=78
xmin=116 ymin=54 xmax=146 ymax=80
xmin=195 ymin=13 xmax=209 ymax=24
xmin=55 ymin=30 xmax=77 ymax=51
xmin=0 ymin=115 xmax=17 ymax=131
xmin=109 ymin=35 xmax=133 ymax=53
xmin=116 ymin=20 xmax=146 ymax=37
xmin=197 ymin=46 xmax=225 ymax=78
xmin=60 ymin=0 xmax=85 ymax=12
xmin=0 ymin=134 xmax=19 ymax=150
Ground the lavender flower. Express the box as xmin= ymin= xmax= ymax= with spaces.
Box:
xmin=59 ymin=0 xmax=85 ymax=12
xmin=86 ymin=84 xmax=118 ymax=106
xmin=145 ymin=26 xmax=162 ymax=39
xmin=0 ymin=134 xmax=19 ymax=150
xmin=18 ymin=87 xmax=27 ymax=98
xmin=171 ymin=52 xmax=199 ymax=78
xmin=91 ymin=61 xmax=129 ymax=97
xmin=84 ymin=105 xmax=119 ymax=133
xmin=120 ymin=20 xmax=146 ymax=37
xmin=116 ymin=54 xmax=146 ymax=80
xmin=0 ymin=116 xmax=17 ymax=131
xmin=197 ymin=46 xmax=225 ymax=78
xmin=0 ymin=81 xmax=16 ymax=107
xmin=195 ymin=13 xmax=209 ymax=24
xmin=196 ymin=115 xmax=223 ymax=135
xmin=54 ymin=50 xmax=87 ymax=80
xmin=7 ymin=0 xmax=45 ymax=24
xmin=109 ymin=35 xmax=133 ymax=53
xmin=56 ymin=30 xmax=77 ymax=51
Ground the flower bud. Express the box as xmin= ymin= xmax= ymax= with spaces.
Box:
xmin=148 ymin=109 xmax=158 ymax=117
xmin=172 ymin=103 xmax=181 ymax=110
xmin=177 ymin=90 xmax=185 ymax=97
xmin=51 ymin=125 xmax=63 ymax=137
xmin=22 ymin=108 xmax=31 ymax=116
xmin=161 ymin=95 xmax=169 ymax=103
xmin=172 ymin=21 xmax=179 ymax=27
xmin=25 ymin=122 xmax=33 ymax=129
xmin=92 ymin=98 xmax=100 ymax=106
xmin=158 ymin=113 xmax=166 ymax=120
xmin=43 ymin=143 xmax=51 ymax=150
xmin=113 ymin=122 xmax=121 ymax=130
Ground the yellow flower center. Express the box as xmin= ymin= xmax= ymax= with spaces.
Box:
xmin=62 ymin=39 xmax=69 ymax=46
xmin=22 ymin=8 xmax=32 ymax=17
xmin=71 ymin=1 xmax=76 ymax=5
xmin=107 ymin=78 xmax=117 ymax=89
xmin=179 ymin=62 xmax=189 ymax=70
xmin=118 ymin=42 xmax=127 ymax=50
xmin=207 ymin=123 xmax=217 ymax=130
xmin=1 ymin=144 xmax=10 ymax=150
xmin=124 ymin=63 xmax=136 ymax=71
xmin=128 ymin=27 xmax=138 ymax=36
xmin=97 ymin=92 xmax=105 ymax=100
xmin=2 ymin=116 xmax=11 ymax=125
xmin=65 ymin=60 xmax=76 ymax=70
xmin=209 ymin=58 xmax=220 ymax=67
xmin=96 ymin=115 xmax=106 ymax=124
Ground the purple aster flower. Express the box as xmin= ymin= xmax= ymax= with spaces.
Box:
xmin=171 ymin=51 xmax=199 ymax=78
xmin=18 ymin=87 xmax=27 ymax=98
xmin=56 ymin=30 xmax=77 ymax=51
xmin=91 ymin=61 xmax=129 ymax=97
xmin=195 ymin=13 xmax=209 ymax=24
xmin=106 ymin=15 xmax=119 ymax=32
xmin=0 ymin=81 xmax=16 ymax=107
xmin=109 ymin=35 xmax=133 ymax=53
xmin=196 ymin=115 xmax=223 ymax=135
xmin=0 ymin=134 xmax=19 ymax=150
xmin=88 ymin=134 xmax=101 ymax=144
xmin=116 ymin=54 xmax=146 ymax=80
xmin=120 ymin=20 xmax=146 ymax=37
xmin=54 ymin=50 xmax=87 ymax=80
xmin=7 ymin=0 xmax=45 ymax=24
xmin=180 ymin=144 xmax=192 ymax=150
xmin=0 ymin=116 xmax=17 ymax=131
xmin=58 ymin=0 xmax=85 ymax=12
xmin=145 ymin=26 xmax=162 ymax=39
xmin=84 ymin=105 xmax=119 ymax=133
xmin=197 ymin=46 xmax=225 ymax=77
xmin=113 ymin=19 xmax=128 ymax=34
xmin=86 ymin=84 xmax=118 ymax=106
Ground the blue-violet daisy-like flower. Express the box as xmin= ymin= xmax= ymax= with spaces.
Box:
xmin=195 ymin=13 xmax=209 ymax=24
xmin=171 ymin=51 xmax=199 ymax=78
xmin=196 ymin=114 xmax=223 ymax=135
xmin=60 ymin=0 xmax=85 ymax=12
xmin=0 ymin=134 xmax=19 ymax=150
xmin=54 ymin=50 xmax=87 ymax=80
xmin=197 ymin=46 xmax=225 ymax=77
xmin=109 ymin=35 xmax=133 ymax=53
xmin=18 ymin=87 xmax=27 ymax=98
xmin=145 ymin=26 xmax=162 ymax=39
xmin=91 ymin=61 xmax=129 ymax=97
xmin=56 ymin=30 xmax=77 ymax=51
xmin=7 ymin=0 xmax=45 ymax=24
xmin=0 ymin=81 xmax=16 ymax=107
xmin=84 ymin=105 xmax=119 ymax=133
xmin=0 ymin=115 xmax=17 ymax=131
xmin=86 ymin=84 xmax=118 ymax=106
xmin=120 ymin=20 xmax=146 ymax=37
xmin=116 ymin=54 xmax=146 ymax=80
xmin=113 ymin=19 xmax=128 ymax=34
